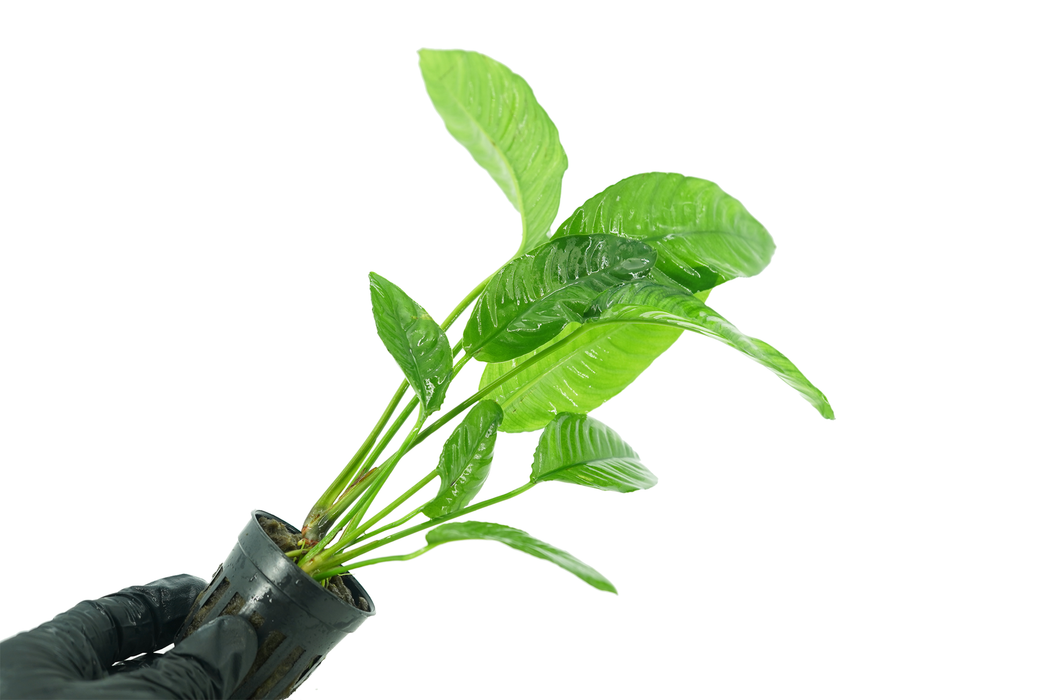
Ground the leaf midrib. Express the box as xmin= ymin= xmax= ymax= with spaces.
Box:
xmin=587 ymin=315 xmax=834 ymax=419
xmin=535 ymin=456 xmax=641 ymax=481
xmin=442 ymin=429 xmax=496 ymax=483
xmin=495 ymin=325 xmax=618 ymax=414
xmin=403 ymin=315 xmax=445 ymax=410
xmin=437 ymin=66 xmax=527 ymax=243
xmin=479 ymin=253 xmax=638 ymax=354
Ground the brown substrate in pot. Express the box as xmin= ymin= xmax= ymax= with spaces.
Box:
xmin=257 ymin=516 xmax=370 ymax=612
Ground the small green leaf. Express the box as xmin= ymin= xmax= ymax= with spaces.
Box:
xmin=463 ymin=235 xmax=656 ymax=363
xmin=419 ymin=49 xmax=568 ymax=254
xmin=532 ymin=413 xmax=656 ymax=492
xmin=422 ymin=401 xmax=503 ymax=518
xmin=425 ymin=521 xmax=616 ymax=593
xmin=589 ymin=281 xmax=835 ymax=419
xmin=481 ymin=322 xmax=681 ymax=433
xmin=552 ymin=172 xmax=775 ymax=293
xmin=369 ymin=272 xmax=453 ymax=416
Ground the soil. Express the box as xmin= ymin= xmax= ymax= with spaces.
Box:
xmin=258 ymin=515 xmax=371 ymax=612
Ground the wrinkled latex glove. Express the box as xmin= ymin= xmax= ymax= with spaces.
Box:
xmin=0 ymin=574 xmax=257 ymax=699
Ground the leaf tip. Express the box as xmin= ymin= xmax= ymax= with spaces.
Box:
xmin=814 ymin=395 xmax=835 ymax=420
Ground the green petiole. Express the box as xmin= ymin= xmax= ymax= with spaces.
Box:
xmin=300 ymin=326 xmax=589 ymax=573
xmin=314 ymin=544 xmax=436 ymax=576
xmin=310 ymin=483 xmax=534 ymax=579
xmin=355 ymin=505 xmax=425 ymax=544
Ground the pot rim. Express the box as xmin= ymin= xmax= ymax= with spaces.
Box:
xmin=246 ymin=509 xmax=376 ymax=622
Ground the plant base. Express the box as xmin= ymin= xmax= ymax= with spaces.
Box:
xmin=176 ymin=510 xmax=376 ymax=699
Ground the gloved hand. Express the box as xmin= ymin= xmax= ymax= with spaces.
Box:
xmin=0 ymin=574 xmax=257 ymax=699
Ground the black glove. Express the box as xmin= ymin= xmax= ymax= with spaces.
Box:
xmin=0 ymin=574 xmax=257 ymax=699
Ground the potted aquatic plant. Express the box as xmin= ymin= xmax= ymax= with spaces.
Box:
xmin=179 ymin=48 xmax=835 ymax=698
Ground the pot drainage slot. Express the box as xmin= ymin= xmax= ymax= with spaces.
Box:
xmin=183 ymin=576 xmax=231 ymax=637
xmin=220 ymin=592 xmax=246 ymax=617
xmin=249 ymin=645 xmax=304 ymax=699
xmin=238 ymin=629 xmax=287 ymax=694
xmin=289 ymin=655 xmax=323 ymax=692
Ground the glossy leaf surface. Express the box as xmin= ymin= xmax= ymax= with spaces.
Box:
xmin=552 ymin=172 xmax=774 ymax=293
xmin=531 ymin=413 xmax=656 ymax=492
xmin=369 ymin=272 xmax=453 ymax=416
xmin=589 ymin=281 xmax=835 ymax=419
xmin=419 ymin=49 xmax=568 ymax=254
xmin=463 ymin=235 xmax=656 ymax=363
xmin=422 ymin=401 xmax=503 ymax=518
xmin=481 ymin=323 xmax=681 ymax=433
xmin=425 ymin=520 xmax=616 ymax=593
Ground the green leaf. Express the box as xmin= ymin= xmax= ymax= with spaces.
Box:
xmin=552 ymin=172 xmax=774 ymax=293
xmin=589 ymin=281 xmax=835 ymax=419
xmin=369 ymin=272 xmax=453 ymax=416
xmin=532 ymin=413 xmax=656 ymax=492
xmin=425 ymin=521 xmax=616 ymax=593
xmin=481 ymin=322 xmax=681 ymax=433
xmin=419 ymin=49 xmax=568 ymax=254
xmin=422 ymin=401 xmax=503 ymax=518
xmin=463 ymin=235 xmax=656 ymax=363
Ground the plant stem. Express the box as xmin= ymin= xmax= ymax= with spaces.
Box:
xmin=301 ymin=381 xmax=410 ymax=541
xmin=348 ymin=400 xmax=420 ymax=510
xmin=357 ymin=505 xmax=424 ymax=542
xmin=315 ymin=482 xmax=535 ymax=577
xmin=301 ymin=412 xmax=426 ymax=576
xmin=304 ymin=323 xmax=583 ymax=564
xmin=441 ymin=275 xmax=493 ymax=331
xmin=338 ymin=469 xmax=438 ymax=546
xmin=332 ymin=407 xmax=421 ymax=545
xmin=314 ymin=545 xmax=435 ymax=578
xmin=340 ymin=341 xmax=468 ymax=511
xmin=297 ymin=464 xmax=386 ymax=564
xmin=345 ymin=337 xmax=461 ymax=489
xmin=314 ymin=328 xmax=567 ymax=562
xmin=341 ymin=410 xmax=425 ymax=537
xmin=307 ymin=348 xmax=467 ymax=554
xmin=345 ymin=383 xmax=410 ymax=486
xmin=308 ymin=327 xmax=586 ymax=565
xmin=304 ymin=459 xmax=386 ymax=554
xmin=337 ymin=348 xmax=470 ymax=532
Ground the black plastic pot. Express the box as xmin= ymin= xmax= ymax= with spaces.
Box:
xmin=175 ymin=510 xmax=375 ymax=699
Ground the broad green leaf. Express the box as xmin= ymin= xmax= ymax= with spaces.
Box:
xmin=419 ymin=49 xmax=568 ymax=254
xmin=425 ymin=521 xmax=615 ymax=593
xmin=463 ymin=235 xmax=656 ymax=363
xmin=588 ymin=281 xmax=835 ymax=419
xmin=552 ymin=172 xmax=774 ymax=293
xmin=369 ymin=272 xmax=453 ymax=416
xmin=481 ymin=323 xmax=681 ymax=433
xmin=532 ymin=413 xmax=656 ymax=492
xmin=422 ymin=401 xmax=503 ymax=518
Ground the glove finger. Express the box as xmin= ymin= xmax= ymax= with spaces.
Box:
xmin=79 ymin=616 xmax=258 ymax=700
xmin=109 ymin=652 xmax=164 ymax=675
xmin=84 ymin=574 xmax=208 ymax=667
xmin=0 ymin=574 xmax=206 ymax=687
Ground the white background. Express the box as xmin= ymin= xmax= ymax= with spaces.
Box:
xmin=1 ymin=2 xmax=1047 ymax=698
